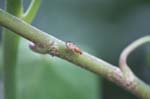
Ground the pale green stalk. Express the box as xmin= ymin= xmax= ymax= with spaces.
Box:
xmin=2 ymin=0 xmax=41 ymax=99
xmin=0 ymin=9 xmax=149 ymax=99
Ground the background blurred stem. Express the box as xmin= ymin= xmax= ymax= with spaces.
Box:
xmin=3 ymin=0 xmax=23 ymax=99
xmin=146 ymin=45 xmax=150 ymax=67
xmin=2 ymin=0 xmax=41 ymax=99
xmin=22 ymin=0 xmax=41 ymax=23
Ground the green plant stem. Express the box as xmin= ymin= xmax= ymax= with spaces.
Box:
xmin=146 ymin=45 xmax=150 ymax=67
xmin=3 ymin=0 xmax=41 ymax=99
xmin=119 ymin=36 xmax=150 ymax=99
xmin=3 ymin=0 xmax=23 ymax=99
xmin=22 ymin=0 xmax=41 ymax=23
xmin=119 ymin=36 xmax=150 ymax=71
xmin=119 ymin=36 xmax=150 ymax=82
xmin=0 ymin=9 xmax=150 ymax=99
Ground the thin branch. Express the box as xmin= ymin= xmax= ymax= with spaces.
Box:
xmin=119 ymin=36 xmax=150 ymax=71
xmin=119 ymin=36 xmax=150 ymax=99
xmin=119 ymin=36 xmax=150 ymax=84
xmin=22 ymin=0 xmax=41 ymax=23
xmin=0 ymin=9 xmax=150 ymax=99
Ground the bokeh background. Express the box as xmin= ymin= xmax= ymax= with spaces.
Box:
xmin=0 ymin=0 xmax=150 ymax=99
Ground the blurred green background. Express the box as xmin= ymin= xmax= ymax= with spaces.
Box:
xmin=0 ymin=0 xmax=150 ymax=99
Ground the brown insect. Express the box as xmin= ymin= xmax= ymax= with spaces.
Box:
xmin=66 ymin=41 xmax=82 ymax=54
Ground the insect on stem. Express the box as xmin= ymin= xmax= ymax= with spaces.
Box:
xmin=66 ymin=41 xmax=82 ymax=54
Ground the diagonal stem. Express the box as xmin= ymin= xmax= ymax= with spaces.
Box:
xmin=0 ymin=9 xmax=150 ymax=99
